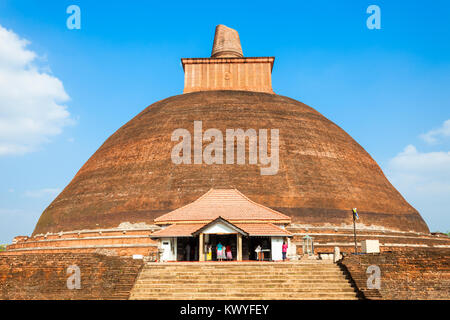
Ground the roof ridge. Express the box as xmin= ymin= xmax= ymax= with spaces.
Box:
xmin=155 ymin=188 xmax=214 ymax=221
xmin=232 ymin=189 xmax=291 ymax=221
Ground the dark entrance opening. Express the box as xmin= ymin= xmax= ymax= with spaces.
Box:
xmin=248 ymin=236 xmax=271 ymax=261
xmin=204 ymin=234 xmax=237 ymax=261
xmin=177 ymin=237 xmax=199 ymax=261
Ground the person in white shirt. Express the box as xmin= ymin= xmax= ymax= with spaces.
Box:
xmin=255 ymin=245 xmax=262 ymax=261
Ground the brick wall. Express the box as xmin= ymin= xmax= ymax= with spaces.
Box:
xmin=0 ymin=253 xmax=144 ymax=300
xmin=339 ymin=248 xmax=450 ymax=300
xmin=182 ymin=58 xmax=274 ymax=94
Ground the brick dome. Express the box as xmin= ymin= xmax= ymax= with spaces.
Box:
xmin=33 ymin=90 xmax=429 ymax=235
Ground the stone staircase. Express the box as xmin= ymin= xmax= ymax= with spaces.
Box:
xmin=130 ymin=261 xmax=359 ymax=300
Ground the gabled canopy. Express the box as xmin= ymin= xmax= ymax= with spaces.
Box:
xmin=192 ymin=217 xmax=248 ymax=237
xmin=150 ymin=216 xmax=292 ymax=238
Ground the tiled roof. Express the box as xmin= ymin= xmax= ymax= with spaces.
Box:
xmin=151 ymin=222 xmax=291 ymax=238
xmin=155 ymin=189 xmax=291 ymax=223
xmin=150 ymin=224 xmax=205 ymax=238
xmin=236 ymin=223 xmax=292 ymax=237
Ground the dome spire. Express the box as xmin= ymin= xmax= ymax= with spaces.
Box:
xmin=181 ymin=24 xmax=274 ymax=94
xmin=211 ymin=24 xmax=243 ymax=58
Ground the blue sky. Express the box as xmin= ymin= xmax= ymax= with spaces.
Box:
xmin=0 ymin=0 xmax=449 ymax=243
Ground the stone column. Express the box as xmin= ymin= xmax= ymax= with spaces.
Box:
xmin=237 ymin=234 xmax=242 ymax=261
xmin=333 ymin=246 xmax=341 ymax=263
xmin=287 ymin=238 xmax=298 ymax=260
xmin=199 ymin=233 xmax=204 ymax=262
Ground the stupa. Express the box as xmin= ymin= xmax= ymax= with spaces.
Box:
xmin=5 ymin=25 xmax=447 ymax=258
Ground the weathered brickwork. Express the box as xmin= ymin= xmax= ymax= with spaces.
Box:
xmin=32 ymin=91 xmax=429 ymax=235
xmin=0 ymin=253 xmax=143 ymax=300
xmin=182 ymin=58 xmax=274 ymax=93
xmin=340 ymin=249 xmax=450 ymax=300
xmin=9 ymin=25 xmax=436 ymax=270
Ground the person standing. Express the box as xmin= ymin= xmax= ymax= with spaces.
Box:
xmin=282 ymin=241 xmax=288 ymax=261
xmin=217 ymin=242 xmax=223 ymax=261
xmin=207 ymin=244 xmax=212 ymax=261
xmin=226 ymin=244 xmax=232 ymax=261
xmin=255 ymin=245 xmax=262 ymax=261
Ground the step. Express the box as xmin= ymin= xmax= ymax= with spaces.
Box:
xmin=133 ymin=281 xmax=353 ymax=287
xmin=139 ymin=274 xmax=346 ymax=281
xmin=129 ymin=262 xmax=358 ymax=300
xmin=140 ymin=268 xmax=342 ymax=272
xmin=145 ymin=263 xmax=338 ymax=266
xmin=138 ymin=270 xmax=346 ymax=275
xmin=141 ymin=269 xmax=344 ymax=274
xmin=136 ymin=279 xmax=352 ymax=285
xmin=130 ymin=293 xmax=358 ymax=300
xmin=139 ymin=272 xmax=347 ymax=276
xmin=144 ymin=266 xmax=340 ymax=270
xmin=131 ymin=287 xmax=357 ymax=293
xmin=132 ymin=297 xmax=358 ymax=300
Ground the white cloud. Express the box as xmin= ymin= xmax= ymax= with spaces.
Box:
xmin=420 ymin=119 xmax=450 ymax=144
xmin=0 ymin=24 xmax=73 ymax=156
xmin=24 ymin=188 xmax=61 ymax=198
xmin=386 ymin=144 xmax=450 ymax=232
xmin=389 ymin=145 xmax=450 ymax=177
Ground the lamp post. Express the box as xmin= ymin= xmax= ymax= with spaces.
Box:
xmin=352 ymin=208 xmax=359 ymax=254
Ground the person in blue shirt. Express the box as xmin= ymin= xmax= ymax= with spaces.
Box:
xmin=217 ymin=242 xmax=223 ymax=261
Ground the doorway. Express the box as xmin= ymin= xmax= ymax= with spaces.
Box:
xmin=177 ymin=237 xmax=199 ymax=261
xmin=248 ymin=236 xmax=271 ymax=261
xmin=204 ymin=234 xmax=237 ymax=261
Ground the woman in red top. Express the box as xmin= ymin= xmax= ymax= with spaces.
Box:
xmin=282 ymin=241 xmax=288 ymax=261
xmin=226 ymin=244 xmax=232 ymax=261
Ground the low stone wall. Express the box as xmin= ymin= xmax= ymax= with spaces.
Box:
xmin=289 ymin=228 xmax=450 ymax=255
xmin=0 ymin=253 xmax=144 ymax=300
xmin=5 ymin=229 xmax=159 ymax=257
xmin=5 ymin=226 xmax=450 ymax=258
xmin=339 ymin=248 xmax=450 ymax=300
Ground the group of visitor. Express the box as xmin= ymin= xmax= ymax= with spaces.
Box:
xmin=204 ymin=242 xmax=232 ymax=261
xmin=215 ymin=242 xmax=233 ymax=261
xmin=188 ymin=240 xmax=289 ymax=261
